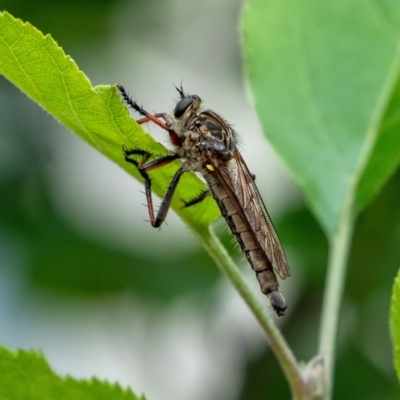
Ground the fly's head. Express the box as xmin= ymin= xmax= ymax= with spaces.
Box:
xmin=171 ymin=88 xmax=236 ymax=160
xmin=171 ymin=91 xmax=202 ymax=137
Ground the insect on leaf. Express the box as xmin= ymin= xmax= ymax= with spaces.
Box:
xmin=0 ymin=11 xmax=219 ymax=233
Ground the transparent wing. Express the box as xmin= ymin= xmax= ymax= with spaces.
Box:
xmin=204 ymin=148 xmax=290 ymax=279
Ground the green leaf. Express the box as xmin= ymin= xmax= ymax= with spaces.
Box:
xmin=390 ymin=269 xmax=400 ymax=381
xmin=242 ymin=0 xmax=400 ymax=235
xmin=0 ymin=347 xmax=145 ymax=400
xmin=0 ymin=11 xmax=219 ymax=234
xmin=356 ymin=74 xmax=400 ymax=210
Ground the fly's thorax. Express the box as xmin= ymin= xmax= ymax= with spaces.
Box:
xmin=178 ymin=111 xmax=236 ymax=152
xmin=195 ymin=111 xmax=235 ymax=152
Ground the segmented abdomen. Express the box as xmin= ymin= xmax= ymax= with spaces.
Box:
xmin=205 ymin=173 xmax=287 ymax=315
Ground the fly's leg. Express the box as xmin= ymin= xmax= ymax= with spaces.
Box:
xmin=124 ymin=148 xmax=151 ymax=165
xmin=124 ymin=147 xmax=181 ymax=227
xmin=118 ymin=84 xmax=181 ymax=146
xmin=152 ymin=166 xmax=185 ymax=227
xmin=118 ymin=84 xmax=170 ymax=131
xmin=124 ymin=148 xmax=154 ymax=222
xmin=181 ymin=190 xmax=210 ymax=209
xmin=120 ymin=84 xmax=185 ymax=227
xmin=196 ymin=141 xmax=232 ymax=160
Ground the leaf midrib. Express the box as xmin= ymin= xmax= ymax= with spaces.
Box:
xmin=350 ymin=39 xmax=400 ymax=213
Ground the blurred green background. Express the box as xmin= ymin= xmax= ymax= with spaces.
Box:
xmin=0 ymin=1 xmax=399 ymax=399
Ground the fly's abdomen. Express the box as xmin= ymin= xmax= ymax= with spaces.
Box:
xmin=207 ymin=177 xmax=287 ymax=316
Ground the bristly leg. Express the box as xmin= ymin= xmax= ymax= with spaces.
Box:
xmin=119 ymin=84 xmax=187 ymax=227
xmin=181 ymin=189 xmax=210 ymax=209
xmin=118 ymin=84 xmax=142 ymax=114
xmin=123 ymin=144 xmax=181 ymax=227
xmin=151 ymin=166 xmax=185 ymax=227
xmin=123 ymin=146 xmax=155 ymax=223
xmin=117 ymin=84 xmax=171 ymax=132
xmin=123 ymin=147 xmax=151 ymax=167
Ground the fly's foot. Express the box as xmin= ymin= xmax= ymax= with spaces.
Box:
xmin=118 ymin=85 xmax=142 ymax=114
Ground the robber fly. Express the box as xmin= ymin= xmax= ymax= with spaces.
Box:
xmin=118 ymin=84 xmax=290 ymax=316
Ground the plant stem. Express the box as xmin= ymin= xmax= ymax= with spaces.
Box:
xmin=318 ymin=210 xmax=355 ymax=398
xmin=200 ymin=226 xmax=310 ymax=399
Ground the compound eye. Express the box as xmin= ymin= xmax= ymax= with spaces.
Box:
xmin=174 ymin=97 xmax=194 ymax=118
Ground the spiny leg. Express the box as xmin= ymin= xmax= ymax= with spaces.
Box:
xmin=123 ymin=148 xmax=151 ymax=166
xmin=119 ymin=84 xmax=184 ymax=227
xmin=118 ymin=84 xmax=181 ymax=147
xmin=124 ymin=146 xmax=180 ymax=226
xmin=118 ymin=84 xmax=171 ymax=131
xmin=152 ymin=166 xmax=185 ymax=227
xmin=181 ymin=189 xmax=210 ymax=209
